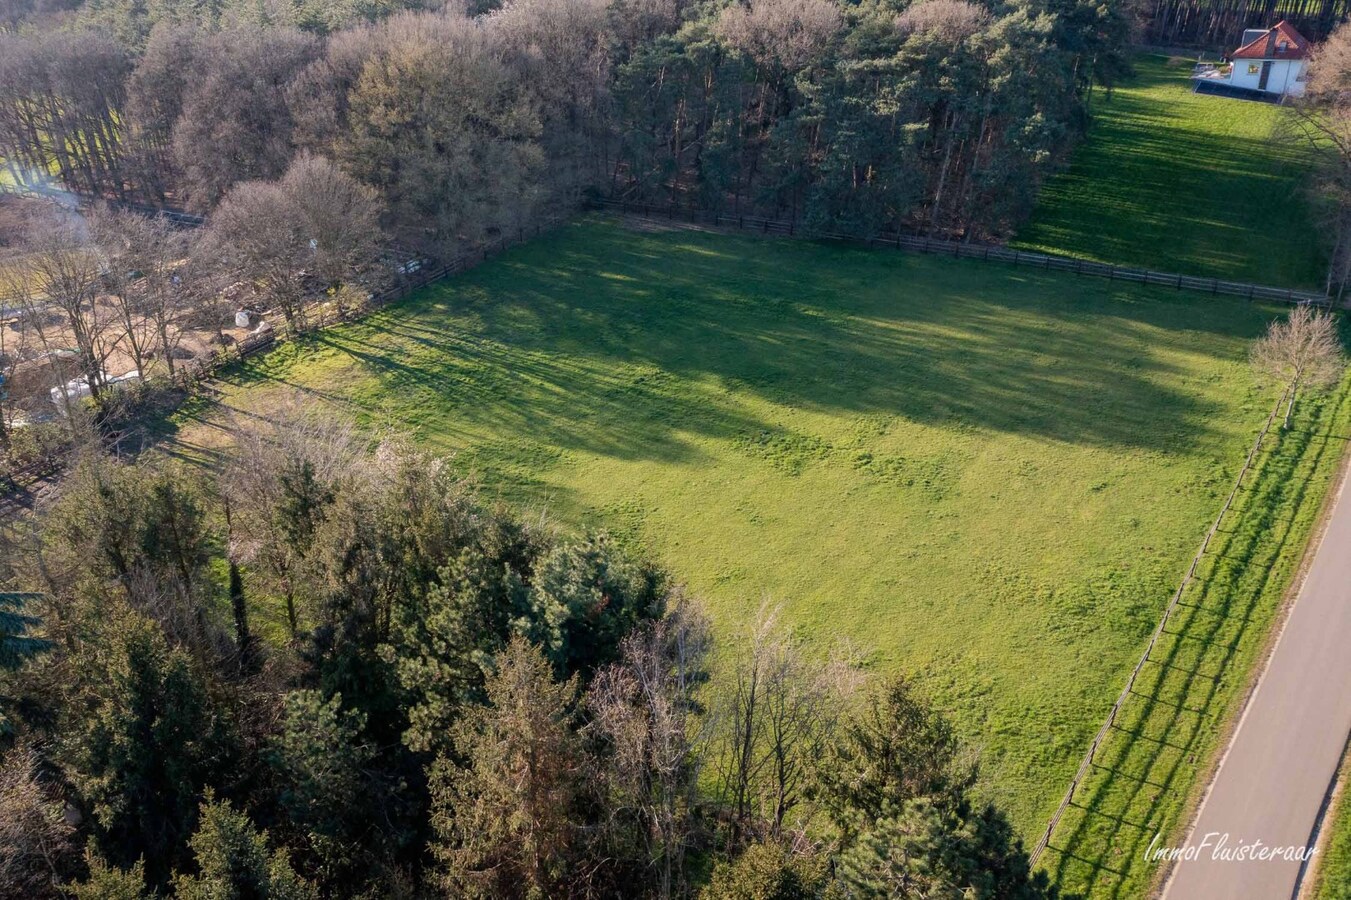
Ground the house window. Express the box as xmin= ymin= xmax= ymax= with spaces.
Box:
xmin=1248 ymin=63 xmax=1261 ymax=75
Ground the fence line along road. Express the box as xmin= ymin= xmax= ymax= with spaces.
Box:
xmin=591 ymin=198 xmax=1331 ymax=307
xmin=1027 ymin=382 xmax=1293 ymax=868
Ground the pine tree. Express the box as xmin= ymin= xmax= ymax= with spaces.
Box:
xmin=63 ymin=613 xmax=236 ymax=884
xmin=429 ymin=637 xmax=587 ymax=900
xmin=0 ymin=592 xmax=50 ymax=673
xmin=268 ymin=690 xmax=377 ymax=874
xmin=173 ymin=796 xmax=319 ymax=900
xmin=0 ymin=592 xmax=52 ymax=738
xmin=70 ymin=852 xmax=151 ymax=900
xmin=834 ymin=798 xmax=1055 ymax=900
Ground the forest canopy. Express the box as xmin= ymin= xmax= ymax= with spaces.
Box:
xmin=0 ymin=416 xmax=1060 ymax=898
xmin=0 ymin=0 xmax=1136 ymax=248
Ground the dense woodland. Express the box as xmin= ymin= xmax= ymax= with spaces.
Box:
xmin=1143 ymin=0 xmax=1350 ymax=46
xmin=0 ymin=411 xmax=1061 ymax=898
xmin=0 ymin=0 xmax=1135 ymax=246
xmin=0 ymin=0 xmax=1141 ymax=495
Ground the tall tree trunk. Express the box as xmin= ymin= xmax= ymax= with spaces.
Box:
xmin=229 ymin=562 xmax=255 ymax=670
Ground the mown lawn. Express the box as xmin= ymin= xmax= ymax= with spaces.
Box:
xmin=164 ymin=217 xmax=1343 ymax=883
xmin=1013 ymin=54 xmax=1326 ymax=289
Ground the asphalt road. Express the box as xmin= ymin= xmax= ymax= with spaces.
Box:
xmin=1162 ymin=468 xmax=1351 ymax=899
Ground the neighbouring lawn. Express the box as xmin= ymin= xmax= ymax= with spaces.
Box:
xmin=1013 ymin=54 xmax=1326 ymax=289
xmin=162 ymin=218 xmax=1347 ymax=896
xmin=1315 ymin=770 xmax=1351 ymax=899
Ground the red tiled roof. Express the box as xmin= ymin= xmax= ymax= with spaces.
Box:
xmin=1232 ymin=20 xmax=1312 ymax=60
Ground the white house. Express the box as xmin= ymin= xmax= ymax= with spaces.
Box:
xmin=1223 ymin=21 xmax=1311 ymax=97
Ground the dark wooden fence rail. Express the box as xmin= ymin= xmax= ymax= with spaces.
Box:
xmin=591 ymin=198 xmax=1331 ymax=307
xmin=1027 ymin=382 xmax=1293 ymax=867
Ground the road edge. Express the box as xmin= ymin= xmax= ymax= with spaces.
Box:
xmin=1150 ymin=417 xmax=1351 ymax=898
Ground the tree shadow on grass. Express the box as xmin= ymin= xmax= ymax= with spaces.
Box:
xmin=325 ymin=222 xmax=1277 ymax=457
xmin=1014 ymin=55 xmax=1324 ymax=287
xmin=156 ymin=220 xmax=1284 ymax=470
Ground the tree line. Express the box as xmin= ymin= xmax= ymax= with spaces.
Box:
xmin=1 ymin=409 xmax=1059 ymax=898
xmin=1142 ymin=0 xmax=1349 ymax=47
xmin=1295 ymin=18 xmax=1351 ymax=296
xmin=0 ymin=0 xmax=1134 ymax=249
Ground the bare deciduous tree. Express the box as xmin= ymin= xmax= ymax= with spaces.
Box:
xmin=89 ymin=208 xmax=156 ymax=380
xmin=1251 ymin=305 xmax=1345 ymax=429
xmin=338 ymin=9 xmax=544 ymax=257
xmin=586 ymin=599 xmax=712 ymax=900
xmin=279 ymin=154 xmax=385 ymax=295
xmin=896 ymin=0 xmax=990 ymax=42
xmin=223 ymin=396 xmax=369 ymax=637
xmin=490 ymin=0 xmax=613 ymax=201
xmin=714 ymin=601 xmax=862 ymax=848
xmin=9 ymin=215 xmax=120 ymax=417
xmin=207 ymin=155 xmax=384 ymax=330
xmin=716 ymin=0 xmax=843 ymax=73
xmin=0 ymin=747 xmax=78 ymax=898
xmin=170 ymin=26 xmax=321 ymax=208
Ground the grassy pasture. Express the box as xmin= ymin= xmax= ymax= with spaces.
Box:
xmin=1013 ymin=54 xmax=1325 ymax=289
xmin=163 ymin=218 xmax=1349 ymax=894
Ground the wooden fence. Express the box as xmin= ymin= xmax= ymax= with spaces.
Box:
xmin=591 ymin=198 xmax=1331 ymax=307
xmin=0 ymin=213 xmax=566 ymax=491
xmin=1027 ymin=382 xmax=1294 ymax=867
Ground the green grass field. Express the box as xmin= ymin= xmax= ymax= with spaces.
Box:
xmin=161 ymin=217 xmax=1350 ymax=875
xmin=1013 ymin=54 xmax=1326 ymax=289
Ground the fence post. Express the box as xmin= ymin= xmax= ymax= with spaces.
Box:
xmin=1212 ymin=278 xmax=1218 ymax=294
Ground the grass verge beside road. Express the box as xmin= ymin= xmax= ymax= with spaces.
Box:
xmin=1038 ymin=374 xmax=1351 ymax=899
xmin=1314 ymin=763 xmax=1351 ymax=899
xmin=1013 ymin=54 xmax=1325 ymax=290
